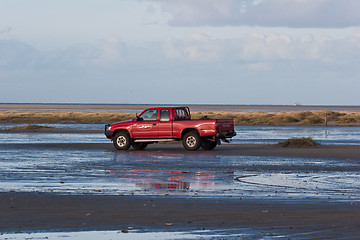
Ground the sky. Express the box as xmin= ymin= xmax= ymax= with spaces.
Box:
xmin=1 ymin=0 xmax=360 ymax=105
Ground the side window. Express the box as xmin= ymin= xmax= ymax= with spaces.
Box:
xmin=139 ymin=109 xmax=158 ymax=121
xmin=160 ymin=109 xmax=170 ymax=121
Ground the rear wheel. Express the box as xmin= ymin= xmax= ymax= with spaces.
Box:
xmin=113 ymin=132 xmax=131 ymax=150
xmin=201 ymin=140 xmax=217 ymax=150
xmin=182 ymin=131 xmax=201 ymax=151
xmin=132 ymin=142 xmax=148 ymax=150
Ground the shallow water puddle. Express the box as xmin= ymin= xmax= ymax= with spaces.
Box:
xmin=0 ymin=229 xmax=250 ymax=240
xmin=1 ymin=144 xmax=360 ymax=200
xmin=235 ymin=172 xmax=360 ymax=198
xmin=1 ymin=125 xmax=360 ymax=145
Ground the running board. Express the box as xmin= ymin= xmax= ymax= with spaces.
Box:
xmin=134 ymin=139 xmax=177 ymax=143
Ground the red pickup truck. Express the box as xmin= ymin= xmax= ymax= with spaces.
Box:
xmin=105 ymin=106 xmax=236 ymax=151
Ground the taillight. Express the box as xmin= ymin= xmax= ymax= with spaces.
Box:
xmin=215 ymin=122 xmax=219 ymax=132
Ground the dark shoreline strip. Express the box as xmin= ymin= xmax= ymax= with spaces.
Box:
xmin=1 ymin=192 xmax=360 ymax=236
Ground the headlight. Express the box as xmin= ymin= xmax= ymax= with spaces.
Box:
xmin=105 ymin=125 xmax=112 ymax=131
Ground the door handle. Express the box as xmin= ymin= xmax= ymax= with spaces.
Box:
xmin=153 ymin=123 xmax=157 ymax=125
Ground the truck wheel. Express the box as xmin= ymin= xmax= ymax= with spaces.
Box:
xmin=183 ymin=131 xmax=201 ymax=151
xmin=113 ymin=132 xmax=131 ymax=150
xmin=132 ymin=142 xmax=148 ymax=150
xmin=201 ymin=140 xmax=217 ymax=150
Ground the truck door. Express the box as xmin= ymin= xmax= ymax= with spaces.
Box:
xmin=132 ymin=109 xmax=159 ymax=138
xmin=158 ymin=109 xmax=172 ymax=138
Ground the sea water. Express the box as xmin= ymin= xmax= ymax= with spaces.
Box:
xmin=1 ymin=124 xmax=359 ymax=145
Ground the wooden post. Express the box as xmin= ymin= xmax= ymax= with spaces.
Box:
xmin=325 ymin=113 xmax=328 ymax=127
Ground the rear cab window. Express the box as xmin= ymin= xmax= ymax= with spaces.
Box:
xmin=174 ymin=108 xmax=190 ymax=120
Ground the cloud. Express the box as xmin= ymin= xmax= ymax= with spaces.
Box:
xmin=1 ymin=30 xmax=360 ymax=104
xmin=0 ymin=37 xmax=128 ymax=72
xmin=163 ymin=33 xmax=224 ymax=62
xmin=0 ymin=39 xmax=41 ymax=70
xmin=2 ymin=31 xmax=360 ymax=73
xmin=161 ymin=33 xmax=331 ymax=63
xmin=95 ymin=37 xmax=128 ymax=64
xmin=150 ymin=0 xmax=360 ymax=28
xmin=0 ymin=27 xmax=12 ymax=36
xmin=245 ymin=62 xmax=272 ymax=71
xmin=2 ymin=31 xmax=360 ymax=70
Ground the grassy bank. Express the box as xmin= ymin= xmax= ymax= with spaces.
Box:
xmin=4 ymin=124 xmax=53 ymax=131
xmin=277 ymin=137 xmax=319 ymax=147
xmin=1 ymin=110 xmax=360 ymax=126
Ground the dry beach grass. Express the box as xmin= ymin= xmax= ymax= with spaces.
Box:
xmin=1 ymin=110 xmax=360 ymax=126
xmin=0 ymin=111 xmax=135 ymax=124
xmin=277 ymin=137 xmax=319 ymax=147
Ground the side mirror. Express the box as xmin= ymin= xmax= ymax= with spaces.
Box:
xmin=136 ymin=114 xmax=143 ymax=121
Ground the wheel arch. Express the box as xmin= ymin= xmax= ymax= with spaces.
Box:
xmin=181 ymin=128 xmax=199 ymax=139
xmin=113 ymin=129 xmax=131 ymax=139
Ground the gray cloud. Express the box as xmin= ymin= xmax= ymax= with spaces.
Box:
xmin=1 ymin=32 xmax=359 ymax=104
xmin=2 ymin=32 xmax=360 ymax=70
xmin=0 ymin=27 xmax=12 ymax=35
xmin=151 ymin=0 xmax=360 ymax=28
xmin=0 ymin=39 xmax=41 ymax=70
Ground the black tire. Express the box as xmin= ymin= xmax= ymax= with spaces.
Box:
xmin=113 ymin=132 xmax=131 ymax=150
xmin=201 ymin=140 xmax=217 ymax=150
xmin=182 ymin=131 xmax=201 ymax=151
xmin=132 ymin=142 xmax=148 ymax=150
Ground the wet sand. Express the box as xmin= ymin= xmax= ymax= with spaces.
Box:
xmin=1 ymin=193 xmax=360 ymax=238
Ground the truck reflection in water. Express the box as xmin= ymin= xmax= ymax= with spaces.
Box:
xmin=108 ymin=169 xmax=217 ymax=190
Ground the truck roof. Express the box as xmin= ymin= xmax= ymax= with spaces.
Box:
xmin=143 ymin=106 xmax=188 ymax=110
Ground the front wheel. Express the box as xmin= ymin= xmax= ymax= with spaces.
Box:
xmin=182 ymin=131 xmax=201 ymax=151
xmin=113 ymin=132 xmax=131 ymax=150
